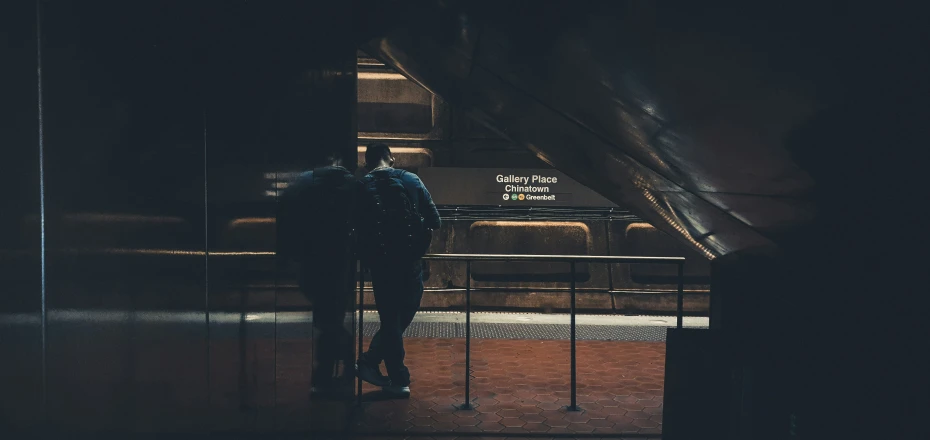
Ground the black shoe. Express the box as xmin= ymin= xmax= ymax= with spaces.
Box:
xmin=356 ymin=361 xmax=391 ymax=387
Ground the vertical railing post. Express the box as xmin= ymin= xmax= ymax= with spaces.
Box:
xmin=357 ymin=260 xmax=364 ymax=406
xmin=569 ymin=261 xmax=579 ymax=411
xmin=459 ymin=260 xmax=472 ymax=410
xmin=677 ymin=261 xmax=684 ymax=329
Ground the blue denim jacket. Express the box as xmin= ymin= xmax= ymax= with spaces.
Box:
xmin=363 ymin=168 xmax=441 ymax=230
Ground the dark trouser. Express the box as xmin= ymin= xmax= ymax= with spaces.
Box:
xmin=300 ymin=263 xmax=353 ymax=386
xmin=360 ymin=260 xmax=424 ymax=386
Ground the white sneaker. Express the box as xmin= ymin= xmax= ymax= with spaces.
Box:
xmin=381 ymin=384 xmax=410 ymax=397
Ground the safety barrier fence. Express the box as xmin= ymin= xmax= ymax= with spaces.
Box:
xmin=357 ymin=253 xmax=686 ymax=410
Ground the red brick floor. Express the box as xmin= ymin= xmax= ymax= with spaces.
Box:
xmin=353 ymin=337 xmax=666 ymax=436
xmin=1 ymin=329 xmax=665 ymax=436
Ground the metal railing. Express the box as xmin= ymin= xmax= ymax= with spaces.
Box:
xmin=357 ymin=253 xmax=686 ymax=411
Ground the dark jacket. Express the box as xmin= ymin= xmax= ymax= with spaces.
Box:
xmin=277 ymin=165 xmax=360 ymax=268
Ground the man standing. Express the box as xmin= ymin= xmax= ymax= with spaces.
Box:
xmin=355 ymin=143 xmax=441 ymax=397
xmin=277 ymin=152 xmax=359 ymax=397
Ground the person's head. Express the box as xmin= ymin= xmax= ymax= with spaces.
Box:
xmin=365 ymin=143 xmax=394 ymax=169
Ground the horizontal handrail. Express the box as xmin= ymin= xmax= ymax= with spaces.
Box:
xmin=7 ymin=250 xmax=687 ymax=264
xmin=8 ymin=249 xmax=687 ymax=265
xmin=422 ymin=253 xmax=684 ymax=264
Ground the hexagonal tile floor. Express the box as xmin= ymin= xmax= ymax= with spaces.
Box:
xmin=353 ymin=337 xmax=665 ymax=436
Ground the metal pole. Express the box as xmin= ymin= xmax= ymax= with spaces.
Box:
xmin=677 ymin=262 xmax=684 ymax=329
xmin=460 ymin=260 xmax=472 ymax=410
xmin=569 ymin=261 xmax=579 ymax=411
xmin=357 ymin=260 xmax=364 ymax=406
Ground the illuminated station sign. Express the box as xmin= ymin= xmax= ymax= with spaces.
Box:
xmin=417 ymin=168 xmax=617 ymax=207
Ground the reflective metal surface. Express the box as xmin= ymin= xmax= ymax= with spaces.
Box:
xmin=2 ymin=0 xmax=356 ymax=435
xmin=0 ymin=0 xmax=43 ymax=431
xmin=356 ymin=0 xmax=923 ymax=258
xmin=38 ymin=0 xmax=208 ymax=431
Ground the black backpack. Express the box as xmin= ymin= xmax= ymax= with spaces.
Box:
xmin=357 ymin=171 xmax=431 ymax=264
